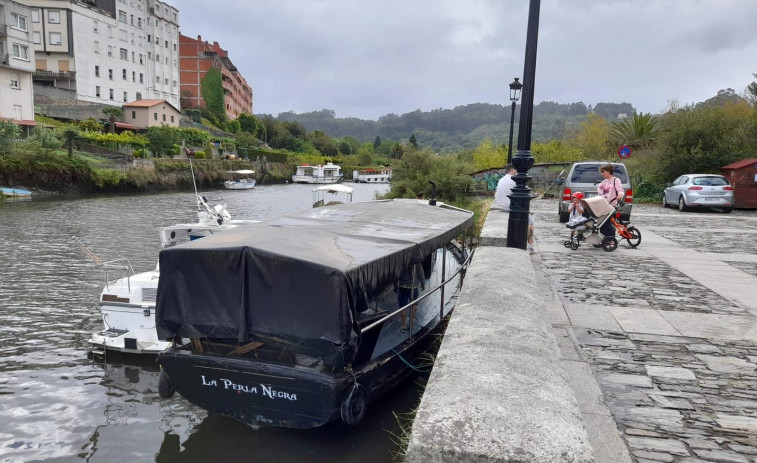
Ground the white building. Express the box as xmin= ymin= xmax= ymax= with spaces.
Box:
xmin=0 ymin=0 xmax=36 ymax=124
xmin=18 ymin=0 xmax=179 ymax=108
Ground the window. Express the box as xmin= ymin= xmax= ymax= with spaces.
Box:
xmin=50 ymin=33 xmax=62 ymax=46
xmin=122 ymin=69 xmax=126 ymax=80
xmin=108 ymin=26 xmax=113 ymax=38
xmin=147 ymin=51 xmax=151 ymax=60
xmin=139 ymin=73 xmax=143 ymax=83
xmin=162 ymin=114 xmax=166 ymax=122
xmin=132 ymin=71 xmax=135 ymax=82
xmin=153 ymin=113 xmax=158 ymax=121
xmin=123 ymin=91 xmax=128 ymax=102
xmin=96 ymin=85 xmax=101 ymax=97
xmin=156 ymin=54 xmax=160 ymax=62
xmin=132 ymin=51 xmax=135 ymax=62
xmin=94 ymin=41 xmax=100 ymax=53
xmin=172 ymin=80 xmax=176 ymax=88
xmin=48 ymin=10 xmax=61 ymax=24
xmin=136 ymin=92 xmax=142 ymax=100
xmin=164 ymin=56 xmax=168 ymax=64
xmin=93 ymin=20 xmax=98 ymax=33
xmin=139 ymin=54 xmax=143 ymax=64
xmin=32 ymin=10 xmax=40 ymax=23
xmin=138 ymin=18 xmax=142 ymax=29
xmin=12 ymin=43 xmax=29 ymax=61
xmin=155 ymin=76 xmax=160 ymax=83
xmin=109 ymin=88 xmax=114 ymax=100
xmin=119 ymin=29 xmax=127 ymax=41
xmin=33 ymin=32 xmax=41 ymax=45
xmin=11 ymin=13 xmax=28 ymax=31
xmin=147 ymin=34 xmax=151 ymax=43
xmin=130 ymin=14 xmax=134 ymax=26
xmin=108 ymin=45 xmax=113 ymax=57
xmin=173 ymin=43 xmax=176 ymax=51
xmin=120 ymin=48 xmax=127 ymax=60
xmin=131 ymin=110 xmax=136 ymax=119
xmin=108 ymin=68 xmax=113 ymax=80
xmin=165 ymin=40 xmax=168 ymax=48
xmin=170 ymin=115 xmax=174 ymax=123
xmin=118 ymin=10 xmax=127 ymax=23
xmin=94 ymin=65 xmax=100 ymax=77
xmin=164 ymin=78 xmax=168 ymax=85
xmin=10 ymin=73 xmax=20 ymax=89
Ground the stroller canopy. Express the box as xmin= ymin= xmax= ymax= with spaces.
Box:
xmin=581 ymin=196 xmax=614 ymax=217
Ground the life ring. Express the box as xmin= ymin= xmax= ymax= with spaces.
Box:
xmin=158 ymin=369 xmax=175 ymax=399
xmin=340 ymin=383 xmax=366 ymax=425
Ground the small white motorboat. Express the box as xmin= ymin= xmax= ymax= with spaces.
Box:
xmin=224 ymin=170 xmax=256 ymax=190
xmin=81 ymin=194 xmax=258 ymax=355
xmin=312 ymin=184 xmax=354 ymax=208
xmin=291 ymin=162 xmax=343 ymax=184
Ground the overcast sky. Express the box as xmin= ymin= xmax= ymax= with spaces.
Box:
xmin=177 ymin=0 xmax=757 ymax=120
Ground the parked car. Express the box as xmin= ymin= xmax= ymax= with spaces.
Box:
xmin=558 ymin=161 xmax=634 ymax=222
xmin=662 ymin=174 xmax=734 ymax=213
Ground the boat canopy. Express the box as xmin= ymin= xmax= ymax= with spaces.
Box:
xmin=312 ymin=184 xmax=353 ymax=194
xmin=226 ymin=169 xmax=255 ymax=175
xmin=156 ymin=199 xmax=473 ymax=366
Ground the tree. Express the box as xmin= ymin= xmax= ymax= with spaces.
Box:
xmin=201 ymin=69 xmax=226 ymax=121
xmin=409 ymin=133 xmax=418 ymax=149
xmin=146 ymin=126 xmax=181 ymax=157
xmin=373 ymin=136 xmax=382 ymax=150
xmin=385 ymin=149 xmax=472 ymax=201
xmin=609 ymin=112 xmax=660 ymax=150
xmin=747 ymin=73 xmax=757 ymax=106
xmin=101 ymin=106 xmax=123 ymax=133
xmin=0 ymin=120 xmax=20 ymax=153
xmin=471 ymin=138 xmax=505 ymax=170
xmin=30 ymin=126 xmax=61 ymax=150
xmin=570 ymin=113 xmax=611 ymax=159
xmin=390 ymin=143 xmax=405 ymax=160
xmin=59 ymin=125 xmax=81 ymax=158
xmin=357 ymin=146 xmax=374 ymax=165
xmin=79 ymin=117 xmax=104 ymax=132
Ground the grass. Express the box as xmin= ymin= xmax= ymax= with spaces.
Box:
xmin=34 ymin=115 xmax=66 ymax=129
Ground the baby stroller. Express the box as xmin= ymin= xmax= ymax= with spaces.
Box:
xmin=564 ymin=195 xmax=641 ymax=252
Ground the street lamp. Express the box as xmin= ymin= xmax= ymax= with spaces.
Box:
xmin=507 ymin=77 xmax=522 ymax=165
xmin=507 ymin=0 xmax=541 ymax=250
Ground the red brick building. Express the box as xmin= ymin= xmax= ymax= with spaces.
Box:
xmin=179 ymin=35 xmax=253 ymax=120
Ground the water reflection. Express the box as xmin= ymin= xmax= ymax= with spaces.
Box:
xmin=0 ymin=184 xmax=430 ymax=463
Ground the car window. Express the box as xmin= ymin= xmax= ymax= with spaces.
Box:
xmin=693 ymin=176 xmax=728 ymax=186
xmin=678 ymin=176 xmax=688 ymax=186
xmin=569 ymin=164 xmax=629 ymax=184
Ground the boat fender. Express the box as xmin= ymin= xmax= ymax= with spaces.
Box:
xmin=158 ymin=369 xmax=175 ymax=399
xmin=340 ymin=383 xmax=366 ymax=426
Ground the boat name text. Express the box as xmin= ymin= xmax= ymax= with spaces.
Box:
xmin=201 ymin=375 xmax=297 ymax=401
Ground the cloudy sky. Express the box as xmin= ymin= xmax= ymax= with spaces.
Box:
xmin=177 ymin=0 xmax=757 ymax=120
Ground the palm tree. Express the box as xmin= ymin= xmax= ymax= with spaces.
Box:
xmin=102 ymin=106 xmax=124 ymax=133
xmin=610 ymin=112 xmax=660 ymax=150
xmin=60 ymin=125 xmax=80 ymax=158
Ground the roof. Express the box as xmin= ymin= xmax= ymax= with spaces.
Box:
xmin=1 ymin=118 xmax=36 ymax=127
xmin=721 ymin=159 xmax=757 ymax=170
xmin=156 ymin=200 xmax=473 ymax=366
xmin=114 ymin=121 xmax=140 ymax=130
xmin=123 ymin=99 xmax=180 ymax=112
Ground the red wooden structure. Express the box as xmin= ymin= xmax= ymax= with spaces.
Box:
xmin=721 ymin=158 xmax=757 ymax=209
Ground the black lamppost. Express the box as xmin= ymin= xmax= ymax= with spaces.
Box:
xmin=507 ymin=0 xmax=541 ymax=250
xmin=507 ymin=77 xmax=523 ymax=164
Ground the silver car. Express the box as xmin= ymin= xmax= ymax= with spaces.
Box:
xmin=558 ymin=162 xmax=633 ymax=222
xmin=662 ymin=174 xmax=734 ymax=213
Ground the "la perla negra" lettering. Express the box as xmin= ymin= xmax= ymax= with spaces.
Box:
xmin=200 ymin=375 xmax=297 ymax=401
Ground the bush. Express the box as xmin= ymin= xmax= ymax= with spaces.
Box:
xmin=193 ymin=151 xmax=207 ymax=159
xmin=633 ymin=181 xmax=665 ymax=203
xmin=90 ymin=168 xmax=126 ymax=188
xmin=133 ymin=148 xmax=146 ymax=158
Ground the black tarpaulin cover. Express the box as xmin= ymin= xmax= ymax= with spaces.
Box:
xmin=155 ymin=199 xmax=473 ymax=366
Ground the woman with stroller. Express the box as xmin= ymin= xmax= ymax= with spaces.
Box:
xmin=597 ymin=164 xmax=624 ymax=237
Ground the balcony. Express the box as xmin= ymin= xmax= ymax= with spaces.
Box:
xmin=0 ymin=54 xmax=8 ymax=66
xmin=33 ymin=70 xmax=77 ymax=80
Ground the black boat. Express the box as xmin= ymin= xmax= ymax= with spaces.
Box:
xmin=155 ymin=199 xmax=473 ymax=429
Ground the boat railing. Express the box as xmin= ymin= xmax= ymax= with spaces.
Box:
xmin=360 ymin=245 xmax=475 ymax=335
xmin=73 ymin=237 xmax=135 ymax=292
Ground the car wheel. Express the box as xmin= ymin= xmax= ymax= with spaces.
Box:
xmin=678 ymin=196 xmax=688 ymax=212
xmin=625 ymin=226 xmax=641 ymax=248
xmin=662 ymin=193 xmax=668 ymax=208
xmin=722 ymin=207 xmax=733 ymax=214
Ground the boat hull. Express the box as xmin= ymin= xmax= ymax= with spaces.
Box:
xmin=291 ymin=175 xmax=343 ymax=184
xmin=224 ymin=180 xmax=256 ymax=190
xmin=157 ymin=317 xmax=445 ymax=429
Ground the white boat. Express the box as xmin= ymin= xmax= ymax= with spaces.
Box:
xmin=312 ymin=184 xmax=353 ymax=208
xmin=224 ymin=170 xmax=256 ymax=190
xmin=291 ymin=162 xmax=343 ymax=184
xmin=83 ymin=195 xmax=258 ymax=355
xmin=352 ymin=168 xmax=392 ymax=183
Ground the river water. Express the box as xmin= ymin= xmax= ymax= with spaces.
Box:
xmin=0 ymin=183 xmax=432 ymax=463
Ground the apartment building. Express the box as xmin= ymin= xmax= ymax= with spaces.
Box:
xmin=18 ymin=0 xmax=179 ymax=108
xmin=179 ymin=34 xmax=252 ymax=119
xmin=0 ymin=0 xmax=36 ymax=124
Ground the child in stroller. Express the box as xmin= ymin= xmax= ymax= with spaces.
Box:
xmin=564 ymin=195 xmax=642 ymax=252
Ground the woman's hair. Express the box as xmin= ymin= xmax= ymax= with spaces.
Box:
xmin=599 ymin=164 xmax=615 ymax=175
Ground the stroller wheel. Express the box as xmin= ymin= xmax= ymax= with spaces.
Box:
xmin=625 ymin=227 xmax=642 ymax=248
xmin=601 ymin=236 xmax=618 ymax=252
xmin=571 ymin=242 xmax=579 ymax=250
xmin=563 ymin=240 xmax=572 ymax=248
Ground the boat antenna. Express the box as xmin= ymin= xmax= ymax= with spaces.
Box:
xmin=428 ymin=180 xmax=437 ymax=206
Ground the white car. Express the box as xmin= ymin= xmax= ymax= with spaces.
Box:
xmin=662 ymin=174 xmax=734 ymax=213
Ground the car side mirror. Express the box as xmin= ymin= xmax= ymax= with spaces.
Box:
xmin=666 ymin=183 xmax=672 ymax=187
xmin=555 ymin=177 xmax=564 ymax=185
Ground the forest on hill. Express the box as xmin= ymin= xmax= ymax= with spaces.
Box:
xmin=262 ymin=101 xmax=635 ymax=153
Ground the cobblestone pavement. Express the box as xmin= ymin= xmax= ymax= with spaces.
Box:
xmin=527 ymin=199 xmax=757 ymax=463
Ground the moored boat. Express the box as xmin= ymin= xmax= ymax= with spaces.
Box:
xmin=291 ymin=162 xmax=343 ymax=184
xmin=84 ymin=194 xmax=258 ymax=355
xmin=352 ymin=168 xmax=392 ymax=183
xmin=156 ymin=199 xmax=474 ymax=428
xmin=224 ymin=170 xmax=256 ymax=190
